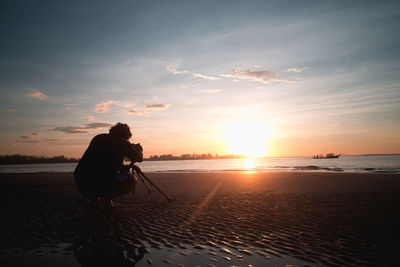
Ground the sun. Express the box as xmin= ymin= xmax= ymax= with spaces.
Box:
xmin=224 ymin=119 xmax=270 ymax=157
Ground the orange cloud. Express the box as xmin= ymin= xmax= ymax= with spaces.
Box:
xmin=221 ymin=68 xmax=292 ymax=83
xmin=146 ymin=103 xmax=170 ymax=110
xmin=127 ymin=109 xmax=143 ymax=115
xmin=26 ymin=91 xmax=48 ymax=100
xmin=94 ymin=100 xmax=116 ymax=113
xmin=82 ymin=115 xmax=95 ymax=121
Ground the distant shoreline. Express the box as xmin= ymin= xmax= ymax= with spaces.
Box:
xmin=0 ymin=153 xmax=399 ymax=165
xmin=0 ymin=154 xmax=249 ymax=165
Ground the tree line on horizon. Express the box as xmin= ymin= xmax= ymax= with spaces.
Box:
xmin=0 ymin=154 xmax=79 ymax=165
xmin=146 ymin=153 xmax=248 ymax=161
xmin=0 ymin=153 xmax=249 ymax=165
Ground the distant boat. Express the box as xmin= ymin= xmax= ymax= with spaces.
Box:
xmin=313 ymin=153 xmax=341 ymax=159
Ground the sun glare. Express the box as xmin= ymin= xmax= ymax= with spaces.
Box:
xmin=243 ymin=158 xmax=256 ymax=170
xmin=224 ymin=119 xmax=270 ymax=157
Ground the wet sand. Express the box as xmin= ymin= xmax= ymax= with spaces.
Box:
xmin=0 ymin=171 xmax=399 ymax=266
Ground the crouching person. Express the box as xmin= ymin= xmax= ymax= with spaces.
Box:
xmin=74 ymin=122 xmax=143 ymax=207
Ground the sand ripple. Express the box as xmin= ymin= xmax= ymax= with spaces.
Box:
xmin=0 ymin=174 xmax=399 ymax=266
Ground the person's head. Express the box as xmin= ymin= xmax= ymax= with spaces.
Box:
xmin=109 ymin=122 xmax=132 ymax=141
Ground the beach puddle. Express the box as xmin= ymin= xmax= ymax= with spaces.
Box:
xmin=134 ymin=242 xmax=314 ymax=267
xmin=0 ymin=242 xmax=314 ymax=267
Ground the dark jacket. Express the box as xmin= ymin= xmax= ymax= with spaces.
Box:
xmin=74 ymin=134 xmax=143 ymax=197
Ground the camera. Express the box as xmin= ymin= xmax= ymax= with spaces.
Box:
xmin=132 ymin=143 xmax=143 ymax=152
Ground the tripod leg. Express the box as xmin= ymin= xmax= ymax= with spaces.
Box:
xmin=136 ymin=168 xmax=173 ymax=202
xmin=135 ymin=170 xmax=152 ymax=192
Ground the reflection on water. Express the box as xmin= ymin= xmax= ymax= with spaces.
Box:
xmin=243 ymin=158 xmax=256 ymax=171
xmin=0 ymin=155 xmax=399 ymax=173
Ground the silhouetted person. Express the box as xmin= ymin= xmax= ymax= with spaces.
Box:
xmin=74 ymin=122 xmax=143 ymax=207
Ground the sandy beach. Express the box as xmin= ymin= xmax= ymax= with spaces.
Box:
xmin=0 ymin=171 xmax=399 ymax=266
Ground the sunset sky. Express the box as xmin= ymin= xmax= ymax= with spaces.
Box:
xmin=1 ymin=0 xmax=399 ymax=158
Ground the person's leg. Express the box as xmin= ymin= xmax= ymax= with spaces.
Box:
xmin=74 ymin=173 xmax=98 ymax=201
xmin=102 ymin=173 xmax=137 ymax=207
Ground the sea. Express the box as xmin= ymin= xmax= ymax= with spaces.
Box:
xmin=0 ymin=155 xmax=399 ymax=174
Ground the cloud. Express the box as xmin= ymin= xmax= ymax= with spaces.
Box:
xmin=18 ymin=132 xmax=41 ymax=140
xmin=14 ymin=138 xmax=86 ymax=146
xmin=198 ymin=89 xmax=221 ymax=94
xmin=26 ymin=91 xmax=48 ymax=100
xmin=180 ymin=83 xmax=200 ymax=89
xmin=14 ymin=132 xmax=42 ymax=145
xmin=82 ymin=115 xmax=94 ymax=121
xmin=49 ymin=122 xmax=113 ymax=134
xmin=285 ymin=67 xmax=307 ymax=73
xmin=221 ymin=68 xmax=291 ymax=84
xmin=94 ymin=100 xmax=116 ymax=113
xmin=50 ymin=127 xmax=88 ymax=134
xmin=166 ymin=65 xmax=220 ymax=81
xmin=193 ymin=73 xmax=220 ymax=80
xmin=127 ymin=109 xmax=143 ymax=115
xmin=65 ymin=103 xmax=76 ymax=110
xmin=146 ymin=103 xmax=170 ymax=110
xmin=86 ymin=123 xmax=112 ymax=128
xmin=166 ymin=65 xmax=188 ymax=74
xmin=13 ymin=140 xmax=41 ymax=145
xmin=8 ymin=109 xmax=16 ymax=113
xmin=124 ymin=103 xmax=135 ymax=108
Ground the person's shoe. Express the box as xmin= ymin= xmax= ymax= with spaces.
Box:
xmin=99 ymin=198 xmax=115 ymax=208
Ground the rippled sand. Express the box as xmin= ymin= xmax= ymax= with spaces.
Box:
xmin=0 ymin=171 xmax=399 ymax=266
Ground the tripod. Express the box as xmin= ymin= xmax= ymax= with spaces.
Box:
xmin=131 ymin=165 xmax=173 ymax=202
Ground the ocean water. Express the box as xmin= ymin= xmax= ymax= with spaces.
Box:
xmin=0 ymin=155 xmax=399 ymax=174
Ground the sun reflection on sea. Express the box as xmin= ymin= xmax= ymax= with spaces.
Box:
xmin=243 ymin=158 xmax=256 ymax=172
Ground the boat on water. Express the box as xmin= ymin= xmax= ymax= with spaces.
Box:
xmin=313 ymin=153 xmax=341 ymax=159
